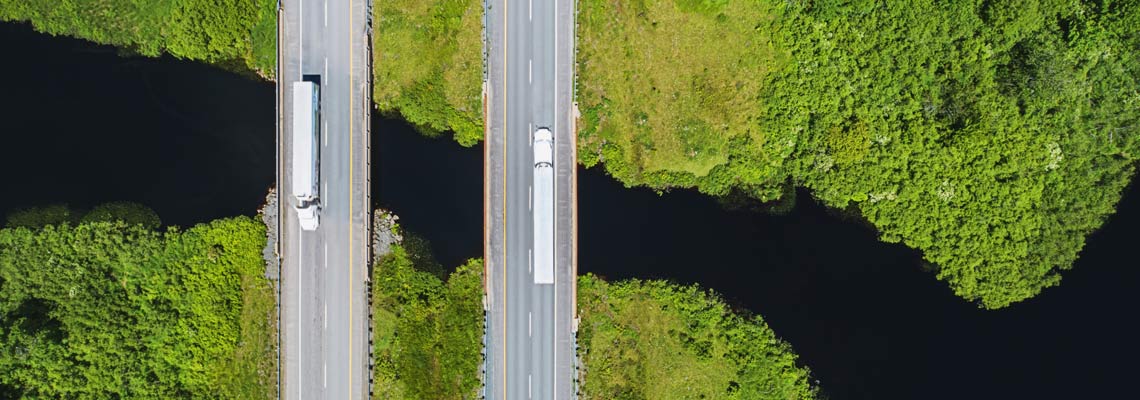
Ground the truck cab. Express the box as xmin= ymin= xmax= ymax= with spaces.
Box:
xmin=533 ymin=127 xmax=553 ymax=167
xmin=297 ymin=203 xmax=319 ymax=231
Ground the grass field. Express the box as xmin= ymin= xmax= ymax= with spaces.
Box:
xmin=577 ymin=0 xmax=782 ymax=185
xmin=373 ymin=0 xmax=484 ymax=145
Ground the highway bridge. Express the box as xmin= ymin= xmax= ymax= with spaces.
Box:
xmin=483 ymin=0 xmax=579 ymax=398
xmin=276 ymin=0 xmax=371 ymax=399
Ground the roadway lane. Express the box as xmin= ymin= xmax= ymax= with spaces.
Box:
xmin=504 ymin=0 xmax=535 ymax=396
xmin=529 ymin=0 xmax=555 ymax=398
xmin=280 ymin=0 xmax=370 ymax=399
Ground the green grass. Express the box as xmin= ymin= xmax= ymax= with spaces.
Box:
xmin=577 ymin=0 xmax=782 ymax=182
xmin=577 ymin=274 xmax=818 ymax=399
xmin=373 ymin=0 xmax=484 ymax=145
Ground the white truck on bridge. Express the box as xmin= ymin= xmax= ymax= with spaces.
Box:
xmin=533 ymin=127 xmax=555 ymax=284
xmin=292 ymin=80 xmax=321 ymax=231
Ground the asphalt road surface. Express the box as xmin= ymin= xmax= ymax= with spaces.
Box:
xmin=278 ymin=0 xmax=371 ymax=399
xmin=485 ymin=0 xmax=577 ymax=398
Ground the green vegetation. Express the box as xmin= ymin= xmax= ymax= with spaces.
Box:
xmin=371 ymin=231 xmax=484 ymax=398
xmin=0 ymin=217 xmax=276 ymax=398
xmin=572 ymin=0 xmax=1140 ymax=308
xmin=578 ymin=274 xmax=817 ymax=399
xmin=373 ymin=0 xmax=484 ymax=145
xmin=0 ymin=0 xmax=278 ymax=78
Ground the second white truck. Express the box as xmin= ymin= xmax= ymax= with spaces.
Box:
xmin=533 ymin=127 xmax=554 ymax=284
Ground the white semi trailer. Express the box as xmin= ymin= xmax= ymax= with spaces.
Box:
xmin=533 ymin=127 xmax=555 ymax=284
xmin=292 ymin=80 xmax=321 ymax=231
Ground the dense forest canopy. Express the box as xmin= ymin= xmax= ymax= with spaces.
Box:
xmin=0 ymin=217 xmax=275 ymax=398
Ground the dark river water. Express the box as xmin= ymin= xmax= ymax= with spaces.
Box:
xmin=3 ymin=22 xmax=1136 ymax=399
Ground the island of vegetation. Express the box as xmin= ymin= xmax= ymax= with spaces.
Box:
xmin=0 ymin=204 xmax=276 ymax=398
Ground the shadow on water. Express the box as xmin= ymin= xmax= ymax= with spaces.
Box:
xmin=5 ymin=20 xmax=1139 ymax=400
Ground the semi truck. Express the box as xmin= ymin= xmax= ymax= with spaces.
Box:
xmin=292 ymin=80 xmax=321 ymax=231
xmin=533 ymin=127 xmax=555 ymax=284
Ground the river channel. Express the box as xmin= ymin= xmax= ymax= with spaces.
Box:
xmin=2 ymin=22 xmax=1136 ymax=399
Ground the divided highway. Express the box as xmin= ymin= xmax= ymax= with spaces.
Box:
xmin=278 ymin=0 xmax=371 ymax=399
xmin=485 ymin=0 xmax=577 ymax=398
